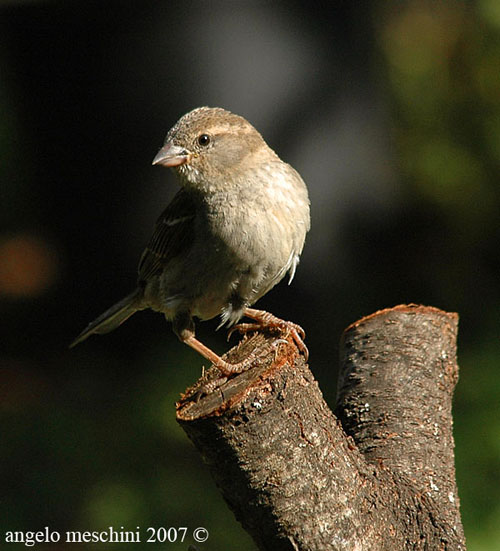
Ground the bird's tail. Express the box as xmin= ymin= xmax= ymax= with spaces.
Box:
xmin=70 ymin=288 xmax=142 ymax=348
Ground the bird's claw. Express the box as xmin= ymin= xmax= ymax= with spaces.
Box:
xmin=226 ymin=310 xmax=308 ymax=360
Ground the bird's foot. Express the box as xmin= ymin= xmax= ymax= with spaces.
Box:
xmin=228 ymin=308 xmax=308 ymax=360
xmin=184 ymin=334 xmax=259 ymax=377
xmin=182 ymin=308 xmax=308 ymax=387
xmin=194 ymin=337 xmax=290 ymax=400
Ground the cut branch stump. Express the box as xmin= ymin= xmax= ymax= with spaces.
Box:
xmin=176 ymin=304 xmax=466 ymax=551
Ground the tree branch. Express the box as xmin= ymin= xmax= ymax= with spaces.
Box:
xmin=176 ymin=305 xmax=466 ymax=551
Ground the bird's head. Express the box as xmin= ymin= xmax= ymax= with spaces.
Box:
xmin=152 ymin=107 xmax=274 ymax=190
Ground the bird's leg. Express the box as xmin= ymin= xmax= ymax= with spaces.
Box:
xmin=228 ymin=307 xmax=308 ymax=360
xmin=183 ymin=334 xmax=252 ymax=375
xmin=173 ymin=312 xmax=258 ymax=377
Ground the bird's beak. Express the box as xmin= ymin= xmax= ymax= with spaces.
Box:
xmin=152 ymin=143 xmax=190 ymax=167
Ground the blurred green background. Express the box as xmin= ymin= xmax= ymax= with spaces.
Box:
xmin=1 ymin=1 xmax=499 ymax=549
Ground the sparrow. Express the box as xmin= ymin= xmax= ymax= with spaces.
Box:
xmin=71 ymin=107 xmax=310 ymax=375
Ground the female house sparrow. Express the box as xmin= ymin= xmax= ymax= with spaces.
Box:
xmin=71 ymin=107 xmax=310 ymax=375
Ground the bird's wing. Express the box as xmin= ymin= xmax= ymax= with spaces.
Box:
xmin=137 ymin=189 xmax=197 ymax=282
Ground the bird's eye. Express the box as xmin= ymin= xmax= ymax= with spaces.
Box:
xmin=197 ymin=134 xmax=211 ymax=146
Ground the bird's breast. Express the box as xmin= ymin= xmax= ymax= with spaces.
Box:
xmin=204 ymin=170 xmax=308 ymax=278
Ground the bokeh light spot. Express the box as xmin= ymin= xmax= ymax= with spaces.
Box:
xmin=0 ymin=234 xmax=59 ymax=297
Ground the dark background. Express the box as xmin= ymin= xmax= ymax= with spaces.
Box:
xmin=1 ymin=1 xmax=499 ymax=550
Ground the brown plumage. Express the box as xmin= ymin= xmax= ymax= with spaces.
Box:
xmin=71 ymin=107 xmax=310 ymax=375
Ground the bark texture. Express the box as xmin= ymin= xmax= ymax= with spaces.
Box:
xmin=176 ymin=305 xmax=466 ymax=551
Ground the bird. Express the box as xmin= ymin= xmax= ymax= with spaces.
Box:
xmin=70 ymin=107 xmax=310 ymax=376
